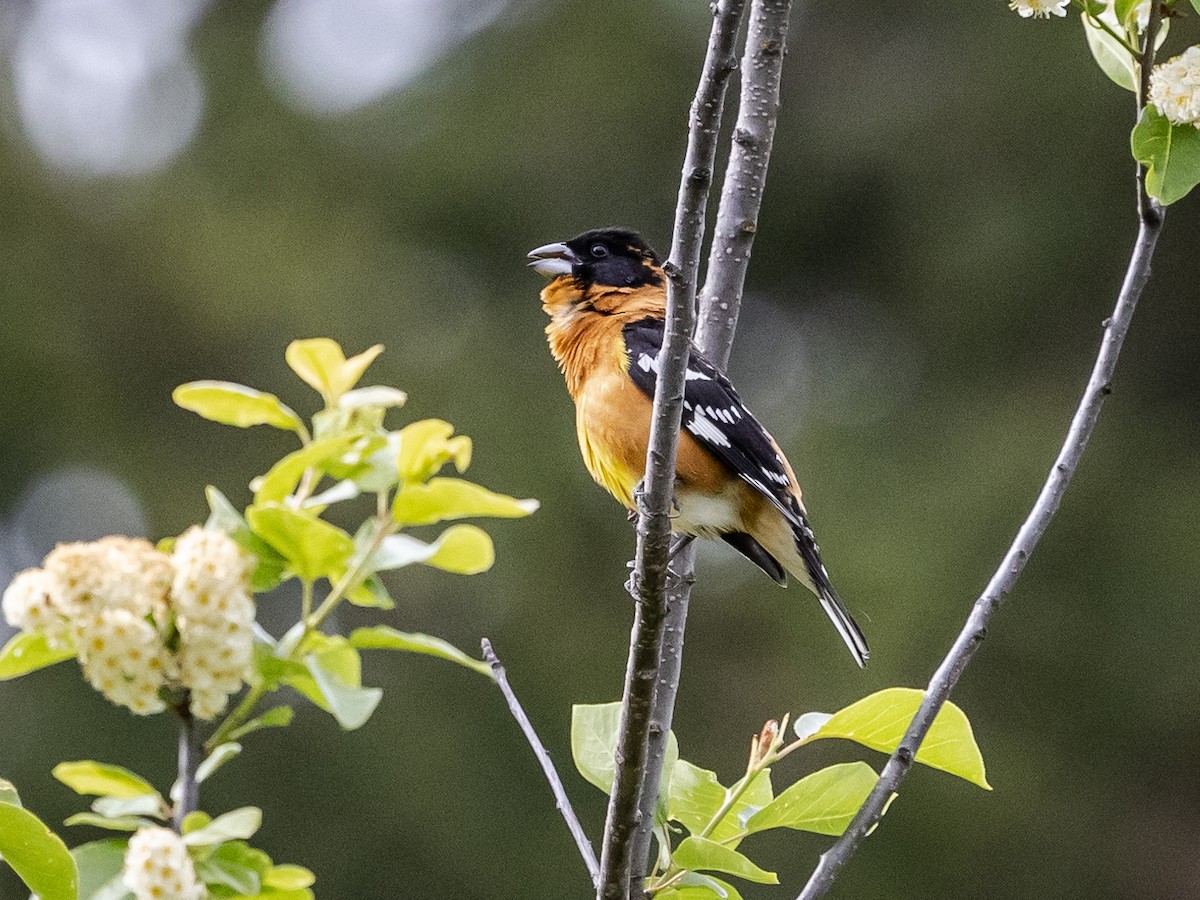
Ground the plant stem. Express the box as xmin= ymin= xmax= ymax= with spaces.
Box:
xmin=205 ymin=682 xmax=266 ymax=753
xmin=632 ymin=0 xmax=794 ymax=887
xmin=174 ymin=706 xmax=199 ymax=831
xmin=482 ymin=639 xmax=600 ymax=886
xmin=598 ymin=4 xmax=747 ymax=898
xmin=796 ymin=10 xmax=1164 ymax=896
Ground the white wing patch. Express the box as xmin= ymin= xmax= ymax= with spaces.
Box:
xmin=637 ymin=352 xmax=712 ymax=381
xmin=687 ymin=410 xmax=730 ymax=447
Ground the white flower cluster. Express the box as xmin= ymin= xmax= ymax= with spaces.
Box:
xmin=1 ymin=529 xmax=254 ymax=719
xmin=122 ymin=826 xmax=206 ymax=900
xmin=172 ymin=527 xmax=255 ymax=720
xmin=1150 ymin=47 xmax=1200 ymax=128
xmin=1008 ymin=0 xmax=1069 ymax=19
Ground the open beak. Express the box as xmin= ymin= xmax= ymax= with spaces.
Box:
xmin=527 ymin=241 xmax=576 ymax=279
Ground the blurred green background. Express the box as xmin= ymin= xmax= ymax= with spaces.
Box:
xmin=1 ymin=0 xmax=1198 ymax=897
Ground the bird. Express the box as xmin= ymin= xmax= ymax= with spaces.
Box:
xmin=527 ymin=227 xmax=869 ymax=667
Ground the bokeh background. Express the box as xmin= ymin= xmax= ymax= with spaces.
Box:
xmin=1 ymin=0 xmax=1198 ymax=897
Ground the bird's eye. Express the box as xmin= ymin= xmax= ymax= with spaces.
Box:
xmin=591 ymin=244 xmax=609 ymax=258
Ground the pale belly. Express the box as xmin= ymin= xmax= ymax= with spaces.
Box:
xmin=672 ymin=484 xmax=743 ymax=537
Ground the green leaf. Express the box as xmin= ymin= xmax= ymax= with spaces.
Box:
xmin=195 ymin=742 xmax=242 ymax=784
xmin=205 ymin=486 xmax=288 ymax=592
xmin=181 ymin=811 xmax=211 ymax=834
xmin=64 ymin=812 xmax=149 ymax=832
xmin=0 ymin=778 xmax=20 ymax=807
xmin=253 ymin=434 xmax=358 ymax=505
xmin=0 ymin=801 xmax=77 ymax=900
xmin=799 ymin=688 xmax=991 ymax=789
xmin=1082 ymin=15 xmax=1137 ymax=92
xmin=660 ymin=874 xmax=745 ymax=900
xmin=671 ymin=836 xmax=778 ymax=885
xmin=91 ymin=795 xmax=163 ymax=819
xmin=264 ymin=864 xmax=316 ymax=889
xmin=344 ymin=574 xmax=394 ymax=609
xmin=393 ymin=477 xmax=539 ymax=526
xmin=1192 ymin=0 xmax=1200 ymax=14
xmin=746 ymin=762 xmax=878 ymax=836
xmin=338 ymin=386 xmax=407 ymax=410
xmin=1113 ymin=0 xmax=1138 ymax=27
xmin=182 ymin=807 xmax=263 ymax=847
xmin=72 ymin=839 xmax=129 ymax=900
xmin=665 ymin=762 xmax=772 ymax=845
xmin=286 ymin=339 xmax=382 ymax=403
xmin=195 ymin=840 xmax=271 ymax=895
xmin=571 ymin=703 xmax=679 ymax=810
xmin=0 ymin=631 xmax=74 ymax=680
xmin=349 ymin=626 xmax=493 ymax=677
xmin=396 ymin=419 xmax=472 ymax=484
xmin=52 ymin=762 xmax=160 ymax=800
xmin=1132 ymin=106 xmax=1200 ymax=205
xmin=303 ymin=647 xmax=382 ymax=730
xmin=227 ymin=706 xmax=294 ymax=742
xmin=423 ymin=524 xmax=494 ymax=574
xmin=246 ymin=505 xmax=355 ymax=582
xmin=173 ymin=381 xmax=303 ymax=432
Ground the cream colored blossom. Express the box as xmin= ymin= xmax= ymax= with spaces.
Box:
xmin=1150 ymin=47 xmax=1200 ymax=127
xmin=44 ymin=537 xmax=172 ymax=619
xmin=2 ymin=568 xmax=71 ymax=646
xmin=75 ymin=608 xmax=172 ymax=715
xmin=122 ymin=826 xmax=205 ymax=900
xmin=171 ymin=527 xmax=255 ymax=720
xmin=1008 ymin=0 xmax=1069 ymax=19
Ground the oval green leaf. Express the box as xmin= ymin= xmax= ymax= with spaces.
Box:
xmin=246 ymin=505 xmax=355 ymax=583
xmin=72 ymin=838 xmax=130 ymax=899
xmin=173 ymin=381 xmax=303 ymax=431
xmin=181 ymin=806 xmax=263 ymax=847
xmin=799 ymin=687 xmax=991 ymax=789
xmin=0 ymin=631 xmax=74 ymax=680
xmin=265 ymin=864 xmax=317 ymax=890
xmin=303 ymin=650 xmax=382 ymax=730
xmin=746 ymin=761 xmax=878 ymax=836
xmin=666 ymin=762 xmax=772 ymax=845
xmin=52 ymin=762 xmax=159 ymax=800
xmin=570 ymin=703 xmax=678 ymax=812
xmin=1132 ymin=106 xmax=1200 ymax=205
xmin=393 ymin=477 xmax=539 ymax=526
xmin=253 ymin=434 xmax=358 ymax=505
xmin=671 ymin=836 xmax=778 ymax=885
xmin=348 ymin=626 xmax=492 ymax=677
xmin=423 ymin=524 xmax=495 ymax=575
xmin=0 ymin=801 xmax=77 ymax=900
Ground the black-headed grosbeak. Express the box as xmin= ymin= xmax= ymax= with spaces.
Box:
xmin=528 ymin=228 xmax=869 ymax=667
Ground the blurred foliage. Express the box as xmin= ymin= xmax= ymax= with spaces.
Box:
xmin=1 ymin=0 xmax=1198 ymax=898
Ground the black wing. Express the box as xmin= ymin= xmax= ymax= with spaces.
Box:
xmin=623 ymin=316 xmax=869 ymax=667
xmin=622 ymin=316 xmax=803 ymax=529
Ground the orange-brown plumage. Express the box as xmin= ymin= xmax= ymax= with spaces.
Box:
xmin=529 ymin=228 xmax=868 ymax=666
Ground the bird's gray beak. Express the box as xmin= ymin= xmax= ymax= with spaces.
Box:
xmin=527 ymin=242 xmax=576 ymax=279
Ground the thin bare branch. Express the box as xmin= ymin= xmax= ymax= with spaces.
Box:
xmin=797 ymin=9 xmax=1165 ymax=897
xmin=173 ymin=705 xmax=199 ymax=831
xmin=597 ymin=3 xmax=747 ymax=897
xmin=631 ymin=0 xmax=794 ymax=886
xmin=697 ymin=0 xmax=794 ymax=368
xmin=482 ymin=639 xmax=600 ymax=886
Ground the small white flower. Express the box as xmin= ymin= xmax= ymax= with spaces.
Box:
xmin=2 ymin=568 xmax=71 ymax=646
xmin=44 ymin=537 xmax=172 ymax=620
xmin=1008 ymin=0 xmax=1070 ymax=19
xmin=171 ymin=527 xmax=256 ymax=719
xmin=1150 ymin=47 xmax=1200 ymax=127
xmin=75 ymin=608 xmax=172 ymax=715
xmin=123 ymin=826 xmax=205 ymax=900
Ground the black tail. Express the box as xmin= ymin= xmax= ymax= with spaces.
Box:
xmin=793 ymin=514 xmax=869 ymax=668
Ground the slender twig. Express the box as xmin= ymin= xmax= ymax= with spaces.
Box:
xmin=797 ymin=11 xmax=1165 ymax=897
xmin=481 ymin=639 xmax=600 ymax=885
xmin=173 ymin=705 xmax=199 ymax=831
xmin=597 ymin=4 xmax=747 ymax=898
xmin=697 ymin=0 xmax=794 ymax=368
xmin=631 ymin=0 xmax=794 ymax=887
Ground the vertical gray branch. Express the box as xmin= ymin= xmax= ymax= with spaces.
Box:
xmin=482 ymin=639 xmax=600 ymax=886
xmin=796 ymin=9 xmax=1165 ymax=897
xmin=596 ymin=3 xmax=746 ymax=898
xmin=697 ymin=0 xmax=794 ymax=367
xmin=631 ymin=0 xmax=793 ymax=887
xmin=173 ymin=705 xmax=199 ymax=831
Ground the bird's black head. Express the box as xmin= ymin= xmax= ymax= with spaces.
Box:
xmin=528 ymin=228 xmax=663 ymax=289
